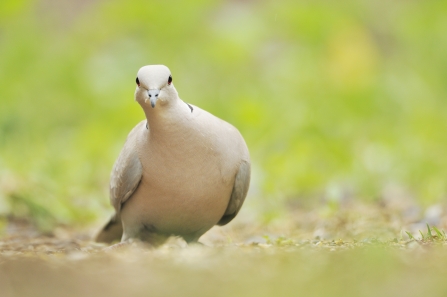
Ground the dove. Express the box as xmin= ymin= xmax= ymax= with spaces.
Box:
xmin=96 ymin=65 xmax=250 ymax=245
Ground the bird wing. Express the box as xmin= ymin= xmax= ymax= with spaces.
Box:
xmin=110 ymin=121 xmax=144 ymax=214
xmin=217 ymin=160 xmax=251 ymax=226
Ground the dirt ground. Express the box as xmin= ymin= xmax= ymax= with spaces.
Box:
xmin=2 ymin=200 xmax=447 ymax=297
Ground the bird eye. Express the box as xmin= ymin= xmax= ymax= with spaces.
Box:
xmin=136 ymin=77 xmax=140 ymax=86
xmin=168 ymin=75 xmax=172 ymax=85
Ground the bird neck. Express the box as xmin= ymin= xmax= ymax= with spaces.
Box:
xmin=143 ymin=97 xmax=193 ymax=136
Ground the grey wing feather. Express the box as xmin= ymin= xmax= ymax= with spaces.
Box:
xmin=217 ymin=160 xmax=251 ymax=226
xmin=110 ymin=123 xmax=144 ymax=214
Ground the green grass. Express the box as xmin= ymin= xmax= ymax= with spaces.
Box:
xmin=1 ymin=0 xmax=447 ymax=227
xmin=2 ymin=2 xmax=447 ymax=294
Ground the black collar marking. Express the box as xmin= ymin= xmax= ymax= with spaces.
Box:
xmin=186 ymin=102 xmax=194 ymax=113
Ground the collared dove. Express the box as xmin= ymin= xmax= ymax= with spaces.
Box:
xmin=96 ymin=65 xmax=250 ymax=245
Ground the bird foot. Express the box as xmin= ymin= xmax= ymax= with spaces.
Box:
xmin=102 ymin=241 xmax=132 ymax=252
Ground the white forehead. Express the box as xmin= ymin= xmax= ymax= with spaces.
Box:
xmin=137 ymin=65 xmax=171 ymax=87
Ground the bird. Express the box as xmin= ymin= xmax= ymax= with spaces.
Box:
xmin=96 ymin=65 xmax=250 ymax=245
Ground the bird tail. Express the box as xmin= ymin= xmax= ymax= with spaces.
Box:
xmin=95 ymin=214 xmax=123 ymax=243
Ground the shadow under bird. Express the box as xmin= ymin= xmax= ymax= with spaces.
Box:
xmin=96 ymin=65 xmax=251 ymax=245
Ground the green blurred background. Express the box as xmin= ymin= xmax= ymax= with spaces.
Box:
xmin=1 ymin=0 xmax=446 ymax=228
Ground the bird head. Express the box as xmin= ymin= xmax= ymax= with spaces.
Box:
xmin=134 ymin=65 xmax=177 ymax=108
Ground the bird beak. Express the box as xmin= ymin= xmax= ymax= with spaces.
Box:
xmin=148 ymin=89 xmax=160 ymax=108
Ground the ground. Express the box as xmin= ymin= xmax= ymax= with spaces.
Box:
xmin=1 ymin=200 xmax=447 ymax=297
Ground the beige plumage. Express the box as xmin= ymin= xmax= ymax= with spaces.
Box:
xmin=96 ymin=65 xmax=250 ymax=245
